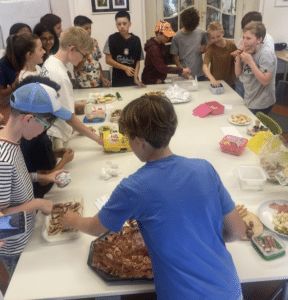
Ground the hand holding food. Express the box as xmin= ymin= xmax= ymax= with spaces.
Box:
xmin=236 ymin=204 xmax=263 ymax=240
xmin=55 ymin=171 xmax=72 ymax=188
xmin=240 ymin=51 xmax=253 ymax=64
xmin=59 ymin=209 xmax=80 ymax=229
xmin=48 ymin=202 xmax=82 ymax=236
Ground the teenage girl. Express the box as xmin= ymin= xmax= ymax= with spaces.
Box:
xmin=6 ymin=33 xmax=46 ymax=82
xmin=40 ymin=13 xmax=62 ymax=54
xmin=0 ymin=33 xmax=45 ymax=122
xmin=9 ymin=23 xmax=32 ymax=35
xmin=33 ymin=23 xmax=55 ymax=65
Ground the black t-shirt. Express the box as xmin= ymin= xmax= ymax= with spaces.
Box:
xmin=20 ymin=131 xmax=56 ymax=198
xmin=108 ymin=33 xmax=143 ymax=87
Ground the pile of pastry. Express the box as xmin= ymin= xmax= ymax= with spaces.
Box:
xmin=48 ymin=202 xmax=82 ymax=236
xmin=92 ymin=220 xmax=153 ymax=279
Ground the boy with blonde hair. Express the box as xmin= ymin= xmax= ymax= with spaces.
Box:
xmin=41 ymin=26 xmax=103 ymax=149
xmin=60 ymin=94 xmax=245 ymax=300
xmin=235 ymin=21 xmax=276 ymax=115
xmin=203 ymin=22 xmax=237 ymax=88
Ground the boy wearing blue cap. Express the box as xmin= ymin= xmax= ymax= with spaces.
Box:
xmin=0 ymin=77 xmax=71 ymax=281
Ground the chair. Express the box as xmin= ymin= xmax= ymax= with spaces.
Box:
xmin=256 ymin=112 xmax=283 ymax=135
xmin=276 ymin=80 xmax=288 ymax=106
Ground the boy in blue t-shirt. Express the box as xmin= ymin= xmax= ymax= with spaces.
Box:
xmin=60 ymin=95 xmax=245 ymax=300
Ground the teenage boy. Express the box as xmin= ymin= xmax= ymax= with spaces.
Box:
xmin=73 ymin=15 xmax=110 ymax=88
xmin=235 ymin=21 xmax=277 ymax=115
xmin=103 ymin=11 xmax=145 ymax=88
xmin=60 ymin=95 xmax=245 ymax=300
xmin=20 ymin=76 xmax=74 ymax=199
xmin=41 ymin=26 xmax=103 ymax=149
xmin=232 ymin=11 xmax=274 ymax=98
xmin=170 ymin=7 xmax=207 ymax=80
xmin=0 ymin=78 xmax=71 ymax=279
xmin=203 ymin=22 xmax=237 ymax=88
xmin=142 ymin=21 xmax=191 ymax=85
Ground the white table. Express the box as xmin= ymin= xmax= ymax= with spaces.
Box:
xmin=5 ymin=81 xmax=288 ymax=300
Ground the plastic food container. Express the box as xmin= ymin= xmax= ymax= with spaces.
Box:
xmin=251 ymin=231 xmax=285 ymax=260
xmin=42 ymin=198 xmax=83 ymax=243
xmin=172 ymin=76 xmax=198 ymax=91
xmin=74 ymin=99 xmax=87 ymax=115
xmin=235 ymin=165 xmax=267 ymax=191
xmin=210 ymin=83 xmax=224 ymax=94
xmin=219 ymin=135 xmax=248 ymax=156
xmin=85 ymin=103 xmax=106 ymax=122
xmin=110 ymin=109 xmax=122 ymax=123
xmin=193 ymin=101 xmax=225 ymax=118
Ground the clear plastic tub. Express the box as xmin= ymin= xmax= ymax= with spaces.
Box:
xmin=85 ymin=103 xmax=106 ymax=121
xmin=235 ymin=165 xmax=267 ymax=191
xmin=251 ymin=231 xmax=286 ymax=260
xmin=172 ymin=76 xmax=198 ymax=91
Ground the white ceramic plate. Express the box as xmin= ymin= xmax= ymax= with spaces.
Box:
xmin=228 ymin=117 xmax=251 ymax=126
xmin=42 ymin=198 xmax=83 ymax=243
xmin=258 ymin=200 xmax=288 ymax=237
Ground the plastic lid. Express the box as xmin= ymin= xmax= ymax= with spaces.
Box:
xmin=236 ymin=165 xmax=267 ymax=183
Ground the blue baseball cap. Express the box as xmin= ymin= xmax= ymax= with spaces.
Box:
xmin=10 ymin=82 xmax=72 ymax=121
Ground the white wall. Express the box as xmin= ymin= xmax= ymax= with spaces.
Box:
xmin=260 ymin=0 xmax=288 ymax=44
xmin=50 ymin=0 xmax=72 ymax=30
xmin=68 ymin=0 xmax=146 ymax=71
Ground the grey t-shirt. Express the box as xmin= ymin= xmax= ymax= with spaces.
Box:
xmin=241 ymin=43 xmax=277 ymax=109
xmin=170 ymin=28 xmax=207 ymax=77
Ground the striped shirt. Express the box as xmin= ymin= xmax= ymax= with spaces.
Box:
xmin=0 ymin=140 xmax=36 ymax=256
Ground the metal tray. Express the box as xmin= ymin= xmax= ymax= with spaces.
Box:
xmin=87 ymin=231 xmax=154 ymax=282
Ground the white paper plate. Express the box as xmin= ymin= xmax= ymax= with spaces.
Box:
xmin=42 ymin=198 xmax=83 ymax=243
xmin=228 ymin=117 xmax=251 ymax=126
xmin=258 ymin=200 xmax=288 ymax=237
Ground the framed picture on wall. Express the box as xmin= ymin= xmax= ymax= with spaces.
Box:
xmin=275 ymin=0 xmax=288 ymax=7
xmin=91 ymin=0 xmax=130 ymax=13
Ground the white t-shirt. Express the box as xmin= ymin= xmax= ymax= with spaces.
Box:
xmin=19 ymin=65 xmax=41 ymax=82
xmin=40 ymin=56 xmax=74 ymax=142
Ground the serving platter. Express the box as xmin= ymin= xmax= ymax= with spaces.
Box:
xmin=87 ymin=231 xmax=154 ymax=282
xmin=258 ymin=200 xmax=288 ymax=238
xmin=228 ymin=117 xmax=251 ymax=126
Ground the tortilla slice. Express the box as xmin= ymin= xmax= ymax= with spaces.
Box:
xmin=242 ymin=212 xmax=263 ymax=240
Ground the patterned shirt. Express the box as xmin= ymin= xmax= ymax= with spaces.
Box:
xmin=0 ymin=140 xmax=36 ymax=256
xmin=74 ymin=38 xmax=103 ymax=88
